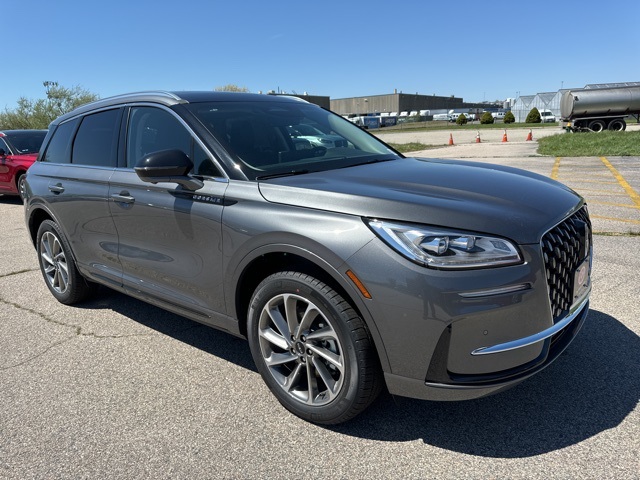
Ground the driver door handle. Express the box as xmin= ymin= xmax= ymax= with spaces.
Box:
xmin=111 ymin=191 xmax=135 ymax=204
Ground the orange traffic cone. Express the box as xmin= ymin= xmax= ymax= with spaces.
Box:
xmin=448 ymin=133 xmax=454 ymax=145
xmin=475 ymin=131 xmax=481 ymax=143
xmin=526 ymin=129 xmax=533 ymax=141
xmin=502 ymin=130 xmax=508 ymax=142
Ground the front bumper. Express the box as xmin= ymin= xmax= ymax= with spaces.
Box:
xmin=384 ymin=298 xmax=589 ymax=400
xmin=345 ymin=223 xmax=591 ymax=401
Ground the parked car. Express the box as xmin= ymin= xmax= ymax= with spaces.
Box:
xmin=0 ymin=130 xmax=47 ymax=198
xmin=540 ymin=110 xmax=557 ymax=123
xmin=285 ymin=124 xmax=349 ymax=148
xmin=24 ymin=91 xmax=592 ymax=425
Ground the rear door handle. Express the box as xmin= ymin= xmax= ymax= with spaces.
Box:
xmin=111 ymin=191 xmax=135 ymax=204
xmin=48 ymin=183 xmax=64 ymax=193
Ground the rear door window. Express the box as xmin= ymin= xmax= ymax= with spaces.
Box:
xmin=72 ymin=109 xmax=120 ymax=167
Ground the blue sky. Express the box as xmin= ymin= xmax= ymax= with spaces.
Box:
xmin=3 ymin=0 xmax=640 ymax=109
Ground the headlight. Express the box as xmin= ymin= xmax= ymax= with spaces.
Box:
xmin=366 ymin=219 xmax=521 ymax=269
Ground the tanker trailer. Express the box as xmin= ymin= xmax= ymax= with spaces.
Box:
xmin=560 ymin=85 xmax=640 ymax=132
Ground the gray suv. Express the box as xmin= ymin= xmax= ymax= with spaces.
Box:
xmin=24 ymin=91 xmax=592 ymax=424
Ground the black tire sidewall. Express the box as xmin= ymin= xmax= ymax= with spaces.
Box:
xmin=247 ymin=272 xmax=363 ymax=424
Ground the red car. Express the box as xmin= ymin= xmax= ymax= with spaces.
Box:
xmin=0 ymin=130 xmax=47 ymax=198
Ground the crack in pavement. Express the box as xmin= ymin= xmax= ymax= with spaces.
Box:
xmin=0 ymin=268 xmax=38 ymax=278
xmin=0 ymin=294 xmax=206 ymax=372
xmin=0 ymin=296 xmax=159 ymax=372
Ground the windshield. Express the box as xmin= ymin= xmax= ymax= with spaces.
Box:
xmin=5 ymin=131 xmax=47 ymax=154
xmin=186 ymin=100 xmax=400 ymax=180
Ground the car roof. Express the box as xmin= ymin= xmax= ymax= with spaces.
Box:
xmin=0 ymin=129 xmax=48 ymax=137
xmin=51 ymin=91 xmax=309 ymax=127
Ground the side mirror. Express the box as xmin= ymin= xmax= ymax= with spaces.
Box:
xmin=0 ymin=149 xmax=6 ymax=157
xmin=134 ymin=149 xmax=204 ymax=191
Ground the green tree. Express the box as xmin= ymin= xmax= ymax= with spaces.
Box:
xmin=526 ymin=107 xmax=541 ymax=123
xmin=215 ymin=84 xmax=250 ymax=92
xmin=455 ymin=113 xmax=468 ymax=125
xmin=480 ymin=111 xmax=494 ymax=124
xmin=0 ymin=81 xmax=99 ymax=130
xmin=503 ymin=111 xmax=515 ymax=124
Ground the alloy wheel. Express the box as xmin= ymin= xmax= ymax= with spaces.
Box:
xmin=40 ymin=231 xmax=69 ymax=294
xmin=257 ymin=293 xmax=345 ymax=406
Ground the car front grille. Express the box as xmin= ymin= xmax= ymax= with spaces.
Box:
xmin=541 ymin=206 xmax=592 ymax=321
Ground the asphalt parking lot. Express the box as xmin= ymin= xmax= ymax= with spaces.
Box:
xmin=1 ymin=140 xmax=639 ymax=479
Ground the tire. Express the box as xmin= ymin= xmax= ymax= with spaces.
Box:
xmin=17 ymin=173 xmax=27 ymax=201
xmin=588 ymin=120 xmax=606 ymax=132
xmin=608 ymin=119 xmax=626 ymax=131
xmin=247 ymin=271 xmax=382 ymax=425
xmin=36 ymin=219 xmax=95 ymax=305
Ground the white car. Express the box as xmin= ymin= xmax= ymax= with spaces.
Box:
xmin=540 ymin=110 xmax=556 ymax=123
xmin=286 ymin=124 xmax=349 ymax=148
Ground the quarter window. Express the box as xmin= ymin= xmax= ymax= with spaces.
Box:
xmin=42 ymin=119 xmax=79 ymax=164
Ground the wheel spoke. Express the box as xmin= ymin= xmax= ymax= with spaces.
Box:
xmin=57 ymin=265 xmax=69 ymax=291
xmin=283 ymin=294 xmax=300 ymax=338
xmin=307 ymin=344 xmax=343 ymax=371
xmin=265 ymin=351 xmax=297 ymax=367
xmin=284 ymin=363 xmax=305 ymax=392
xmin=41 ymin=235 xmax=54 ymax=266
xmin=304 ymin=325 xmax=336 ymax=342
xmin=259 ymin=326 xmax=289 ymax=350
xmin=305 ymin=359 xmax=318 ymax=404
xmin=298 ymin=303 xmax=320 ymax=334
xmin=267 ymin=302 xmax=293 ymax=345
xmin=312 ymin=357 xmax=339 ymax=400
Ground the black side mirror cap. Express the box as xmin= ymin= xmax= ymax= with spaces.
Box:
xmin=134 ymin=149 xmax=204 ymax=191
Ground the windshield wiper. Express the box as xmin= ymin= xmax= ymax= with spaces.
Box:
xmin=256 ymin=170 xmax=310 ymax=180
xmin=337 ymin=158 xmax=396 ymax=169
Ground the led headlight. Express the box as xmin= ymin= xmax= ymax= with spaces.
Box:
xmin=366 ymin=219 xmax=521 ymax=269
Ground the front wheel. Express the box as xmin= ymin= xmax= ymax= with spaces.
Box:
xmin=17 ymin=173 xmax=27 ymax=201
xmin=247 ymin=272 xmax=382 ymax=424
xmin=36 ymin=220 xmax=95 ymax=305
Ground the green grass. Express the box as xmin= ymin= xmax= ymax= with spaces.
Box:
xmin=537 ymin=130 xmax=640 ymax=156
xmin=388 ymin=142 xmax=434 ymax=153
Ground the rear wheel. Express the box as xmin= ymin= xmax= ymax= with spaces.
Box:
xmin=588 ymin=120 xmax=606 ymax=132
xmin=37 ymin=220 xmax=95 ymax=305
xmin=608 ymin=119 xmax=626 ymax=131
xmin=247 ymin=271 xmax=382 ymax=424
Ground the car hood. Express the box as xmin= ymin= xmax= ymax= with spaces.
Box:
xmin=257 ymin=157 xmax=583 ymax=244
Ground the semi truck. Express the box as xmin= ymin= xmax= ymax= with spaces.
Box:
xmin=560 ymin=85 xmax=640 ymax=132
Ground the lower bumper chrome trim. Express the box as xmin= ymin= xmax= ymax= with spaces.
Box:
xmin=471 ymin=296 xmax=590 ymax=356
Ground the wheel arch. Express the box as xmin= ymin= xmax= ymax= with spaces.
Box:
xmin=231 ymin=245 xmax=391 ymax=372
xmin=27 ymin=205 xmax=55 ymax=247
xmin=14 ymin=168 xmax=27 ymax=187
